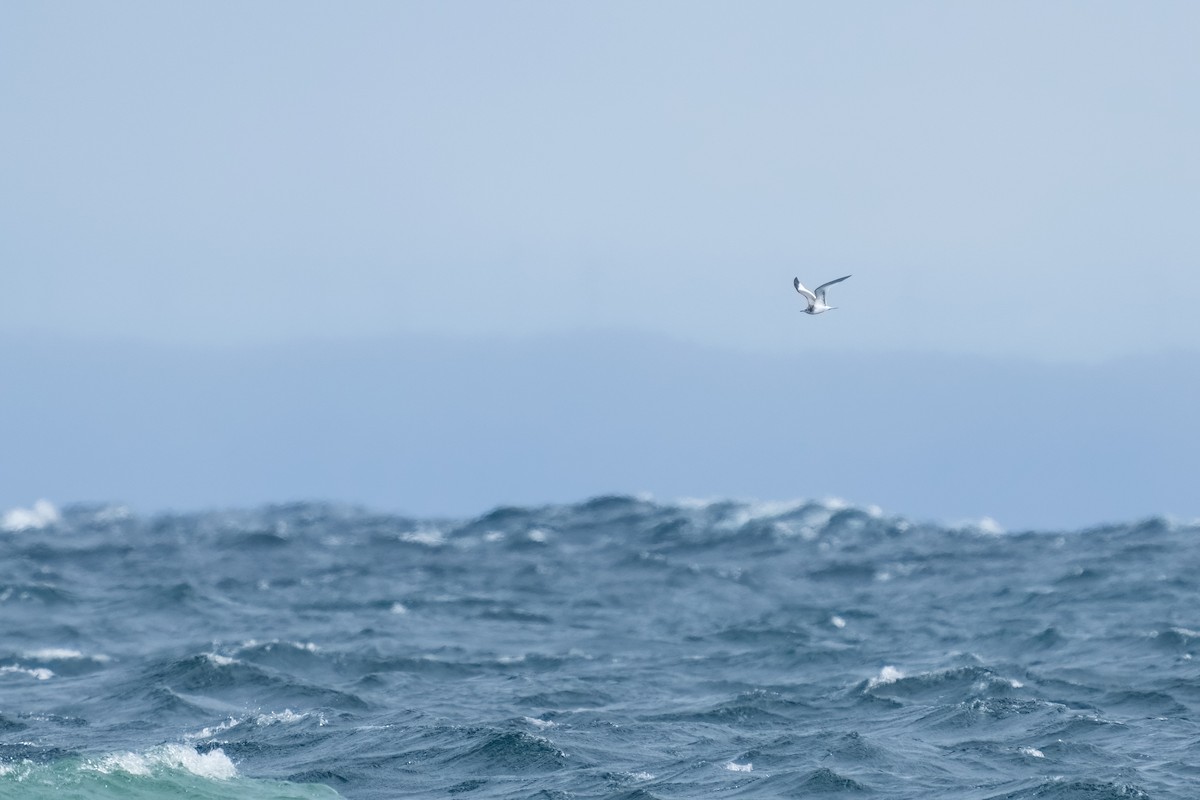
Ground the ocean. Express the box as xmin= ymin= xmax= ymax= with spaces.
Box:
xmin=1 ymin=496 xmax=1197 ymax=799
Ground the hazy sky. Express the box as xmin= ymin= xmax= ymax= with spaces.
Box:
xmin=4 ymin=2 xmax=1197 ymax=360
xmin=4 ymin=4 xmax=1200 ymax=526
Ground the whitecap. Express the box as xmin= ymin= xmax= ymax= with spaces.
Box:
xmin=1 ymin=499 xmax=60 ymax=532
xmin=23 ymin=648 xmax=111 ymax=663
xmin=160 ymin=743 xmax=238 ymax=779
xmin=24 ymin=647 xmax=84 ymax=660
xmin=90 ymin=744 xmax=238 ymax=780
xmin=830 ymin=615 xmax=847 ymax=629
xmin=187 ymin=717 xmax=240 ymax=741
xmin=256 ymin=709 xmax=307 ymax=725
xmin=867 ymin=665 xmax=904 ymax=689
xmin=1019 ymin=746 xmax=1045 ymax=758
xmin=724 ymin=761 xmax=753 ymax=772
xmin=977 ymin=517 xmax=1005 ymax=535
xmin=1 ymin=664 xmax=54 ymax=680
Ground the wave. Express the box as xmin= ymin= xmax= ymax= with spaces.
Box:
xmin=862 ymin=664 xmax=1026 ymax=700
xmin=151 ymin=652 xmax=370 ymax=712
xmin=10 ymin=496 xmax=1200 ymax=556
xmin=0 ymin=744 xmax=341 ymax=799
xmin=4 ymin=494 xmax=1200 ymax=798
xmin=459 ymin=730 xmax=570 ymax=774
xmin=989 ymin=779 xmax=1152 ymax=799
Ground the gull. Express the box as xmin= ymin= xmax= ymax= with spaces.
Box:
xmin=793 ymin=274 xmax=851 ymax=315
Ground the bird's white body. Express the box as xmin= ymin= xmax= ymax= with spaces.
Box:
xmin=794 ymin=275 xmax=851 ymax=315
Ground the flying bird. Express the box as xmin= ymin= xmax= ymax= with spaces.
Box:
xmin=793 ymin=275 xmax=851 ymax=315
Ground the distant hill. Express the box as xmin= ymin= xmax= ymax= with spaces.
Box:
xmin=2 ymin=331 xmax=1196 ymax=530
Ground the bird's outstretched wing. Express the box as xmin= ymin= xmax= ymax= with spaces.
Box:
xmin=813 ymin=274 xmax=851 ymax=302
xmin=793 ymin=277 xmax=817 ymax=304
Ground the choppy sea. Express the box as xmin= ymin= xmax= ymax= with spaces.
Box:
xmin=2 ymin=497 xmax=1199 ymax=799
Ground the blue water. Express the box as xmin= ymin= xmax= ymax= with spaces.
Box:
xmin=2 ymin=497 xmax=1199 ymax=798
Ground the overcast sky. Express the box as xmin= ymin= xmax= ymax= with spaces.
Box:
xmin=4 ymin=2 xmax=1197 ymax=360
